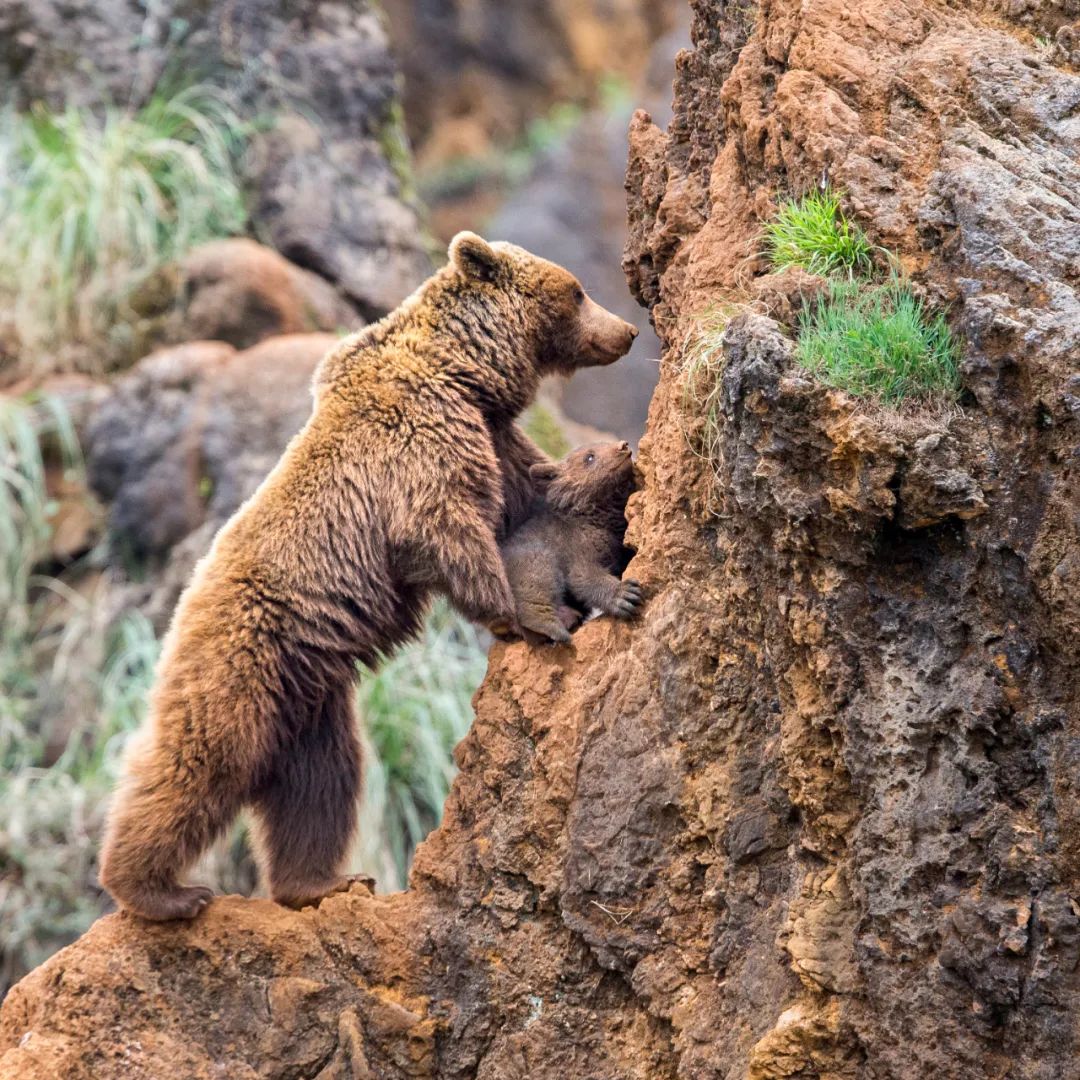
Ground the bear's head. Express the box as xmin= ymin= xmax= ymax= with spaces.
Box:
xmin=529 ymin=441 xmax=636 ymax=526
xmin=448 ymin=232 xmax=638 ymax=374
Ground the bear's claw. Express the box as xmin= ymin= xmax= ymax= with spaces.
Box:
xmin=610 ymin=579 xmax=643 ymax=618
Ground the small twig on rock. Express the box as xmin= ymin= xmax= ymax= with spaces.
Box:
xmin=589 ymin=900 xmax=636 ymax=926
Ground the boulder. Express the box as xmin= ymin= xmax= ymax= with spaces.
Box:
xmin=86 ymin=334 xmax=334 ymax=569
xmin=130 ymin=239 xmax=359 ymax=354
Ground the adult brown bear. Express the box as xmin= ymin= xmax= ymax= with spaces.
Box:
xmin=99 ymin=233 xmax=637 ymax=920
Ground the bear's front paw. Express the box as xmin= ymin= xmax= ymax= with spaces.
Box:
xmin=521 ymin=618 xmax=572 ymax=645
xmin=608 ymin=579 xmax=643 ymax=619
xmin=487 ymin=615 xmax=523 ymax=641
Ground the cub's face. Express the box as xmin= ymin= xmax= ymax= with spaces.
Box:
xmin=530 ymin=441 xmax=636 ymax=518
xmin=449 ymin=232 xmax=638 ymax=374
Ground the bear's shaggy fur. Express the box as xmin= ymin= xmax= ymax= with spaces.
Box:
xmin=501 ymin=441 xmax=640 ymax=644
xmin=99 ymin=233 xmax=637 ymax=920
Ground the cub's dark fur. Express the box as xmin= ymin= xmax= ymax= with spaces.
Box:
xmin=501 ymin=442 xmax=640 ymax=643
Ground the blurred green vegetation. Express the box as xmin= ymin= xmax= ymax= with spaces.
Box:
xmin=417 ymin=74 xmax=631 ymax=205
xmin=418 ymin=100 xmax=585 ymax=204
xmin=0 ymin=394 xmax=82 ymax=754
xmin=0 ymin=394 xmax=120 ymax=992
xmin=522 ymin=402 xmax=572 ymax=458
xmin=0 ymin=85 xmax=247 ymax=370
xmin=355 ymin=602 xmax=487 ymax=890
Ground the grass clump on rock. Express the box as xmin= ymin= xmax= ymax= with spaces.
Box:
xmin=795 ymin=279 xmax=960 ymax=403
xmin=761 ymin=186 xmax=961 ymax=404
xmin=678 ymin=304 xmax=742 ymax=490
xmin=765 ymin=187 xmax=874 ymax=279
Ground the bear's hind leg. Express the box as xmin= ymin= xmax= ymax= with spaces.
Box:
xmin=251 ymin=691 xmax=363 ymax=909
xmin=100 ymin=685 xmax=273 ymax=922
xmin=100 ymin=764 xmax=239 ymax=921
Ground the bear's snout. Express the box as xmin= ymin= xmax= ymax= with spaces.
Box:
xmin=577 ymin=296 xmax=639 ymax=367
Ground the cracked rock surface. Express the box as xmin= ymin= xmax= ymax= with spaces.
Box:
xmin=3 ymin=1 xmax=1080 ymax=1077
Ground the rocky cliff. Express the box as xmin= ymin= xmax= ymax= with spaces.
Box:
xmin=3 ymin=1 xmax=1080 ymax=1077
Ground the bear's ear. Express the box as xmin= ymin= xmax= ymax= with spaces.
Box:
xmin=449 ymin=231 xmax=504 ymax=283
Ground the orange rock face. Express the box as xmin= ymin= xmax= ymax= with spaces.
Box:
xmin=4 ymin=1 xmax=1080 ymax=1077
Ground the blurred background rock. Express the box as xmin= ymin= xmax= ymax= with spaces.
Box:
xmin=0 ymin=0 xmax=686 ymax=997
xmin=387 ymin=0 xmax=688 ymax=442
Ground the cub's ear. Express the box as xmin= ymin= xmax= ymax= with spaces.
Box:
xmin=529 ymin=461 xmax=560 ymax=486
xmin=449 ymin=231 xmax=504 ymax=283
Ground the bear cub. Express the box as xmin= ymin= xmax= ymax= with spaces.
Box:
xmin=501 ymin=441 xmax=641 ymax=643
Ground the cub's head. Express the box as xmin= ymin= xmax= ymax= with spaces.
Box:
xmin=529 ymin=441 xmax=636 ymax=523
xmin=448 ymin=232 xmax=638 ymax=374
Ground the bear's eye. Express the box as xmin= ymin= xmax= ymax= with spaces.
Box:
xmin=584 ymin=452 xmax=595 ymax=465
xmin=573 ymin=286 xmax=585 ymax=304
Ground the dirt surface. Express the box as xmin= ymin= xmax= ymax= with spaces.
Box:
xmin=3 ymin=1 xmax=1080 ymax=1076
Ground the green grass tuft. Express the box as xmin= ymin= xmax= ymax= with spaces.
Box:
xmin=795 ymin=279 xmax=960 ymax=403
xmin=765 ymin=187 xmax=874 ymax=279
xmin=355 ymin=602 xmax=487 ymax=891
xmin=0 ymin=85 xmax=246 ymax=368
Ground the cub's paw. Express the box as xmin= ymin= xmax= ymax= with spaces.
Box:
xmin=608 ymin=579 xmax=643 ymax=619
